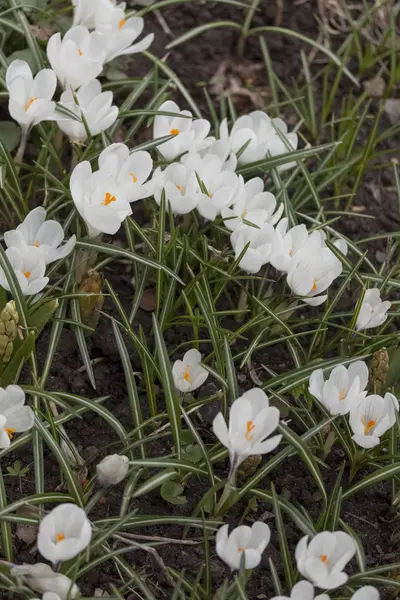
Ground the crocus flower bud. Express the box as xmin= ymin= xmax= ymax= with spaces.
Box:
xmin=11 ymin=563 xmax=79 ymax=599
xmin=96 ymin=454 xmax=129 ymax=486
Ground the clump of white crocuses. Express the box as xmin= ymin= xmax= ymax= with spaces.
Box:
xmin=216 ymin=522 xmax=271 ymax=570
xmin=213 ymin=388 xmax=281 ymax=477
xmin=96 ymin=454 xmax=129 ymax=485
xmin=172 ymin=348 xmax=208 ymax=393
xmin=309 ymin=361 xmax=369 ymax=415
xmin=57 ymin=79 xmax=118 ymax=143
xmin=37 ymin=503 xmax=92 ymax=563
xmin=355 ymin=288 xmax=391 ymax=331
xmin=70 ymin=143 xmax=152 ymax=237
xmin=0 ymin=385 xmax=34 ymax=448
xmin=11 ymin=563 xmax=79 ymax=599
xmin=295 ymin=531 xmax=356 ymax=590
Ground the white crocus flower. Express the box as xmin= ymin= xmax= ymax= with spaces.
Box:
xmin=47 ymin=26 xmax=106 ymax=90
xmin=70 ymin=144 xmax=152 ymax=237
xmin=151 ymin=163 xmax=200 ymax=215
xmin=72 ymin=0 xmax=98 ymax=27
xmin=270 ymin=219 xmax=309 ymax=272
xmin=309 ymin=361 xmax=368 ymax=416
xmin=213 ymin=388 xmax=281 ymax=476
xmin=351 ymin=587 xmax=379 ymax=600
xmin=349 ymin=393 xmax=399 ymax=449
xmin=181 ymin=152 xmax=238 ymax=221
xmin=72 ymin=0 xmax=115 ymax=28
xmin=154 ymin=101 xmax=212 ymax=161
xmin=0 ymin=385 xmax=34 ymax=449
xmin=6 ymin=60 xmax=57 ymax=134
xmin=98 ymin=143 xmax=153 ymax=203
xmin=266 ymin=117 xmax=299 ymax=169
xmin=57 ymin=79 xmax=118 ymax=143
xmin=295 ymin=531 xmax=356 ymax=590
xmin=286 ymin=246 xmax=343 ymax=306
xmin=95 ymin=3 xmax=154 ymax=63
xmin=0 ymin=246 xmax=48 ymax=295
xmin=70 ymin=160 xmax=130 ymax=237
xmin=270 ymin=580 xmax=330 ymax=600
xmin=97 ymin=454 xmax=129 ymax=485
xmin=11 ymin=563 xmax=79 ymax=600
xmin=38 ymin=503 xmax=92 ymax=563
xmin=40 ymin=593 xmax=62 ymax=600
xmin=355 ymin=288 xmax=391 ymax=331
xmin=220 ymin=112 xmax=297 ymax=166
xmin=231 ymin=222 xmax=276 ymax=274
xmin=216 ymin=522 xmax=271 ymax=571
xmin=172 ymin=349 xmax=208 ymax=393
xmin=4 ymin=207 xmax=76 ymax=265
xmin=221 ymin=176 xmax=283 ymax=232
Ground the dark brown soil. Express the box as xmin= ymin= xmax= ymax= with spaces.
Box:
xmin=2 ymin=1 xmax=400 ymax=598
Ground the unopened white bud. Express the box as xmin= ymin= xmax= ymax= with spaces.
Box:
xmin=11 ymin=563 xmax=79 ymax=600
xmin=96 ymin=454 xmax=129 ymax=486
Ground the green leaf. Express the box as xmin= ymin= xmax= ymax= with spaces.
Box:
xmin=278 ymin=422 xmax=328 ymax=506
xmin=343 ymin=462 xmax=400 ymax=499
xmin=271 ymin=483 xmax=295 ymax=588
xmin=160 ymin=480 xmax=187 ymax=505
xmin=6 ymin=49 xmax=38 ymax=74
xmin=152 ymin=313 xmax=182 ymax=459
xmin=0 ymin=122 xmax=20 ymax=153
xmin=132 ymin=469 xmax=177 ymax=498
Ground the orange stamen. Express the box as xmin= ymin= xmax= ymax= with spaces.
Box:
xmin=311 ymin=280 xmax=317 ymax=291
xmin=34 ymin=241 xmax=39 ymax=248
xmin=4 ymin=427 xmax=16 ymax=440
xmin=103 ymin=192 xmax=117 ymax=206
xmin=362 ymin=416 xmax=376 ymax=435
xmin=245 ymin=420 xmax=255 ymax=441
xmin=183 ymin=365 xmax=192 ymax=383
xmin=320 ymin=555 xmax=328 ymax=563
xmin=238 ymin=546 xmax=246 ymax=553
xmin=24 ymin=271 xmax=31 ymax=279
xmin=78 ymin=49 xmax=83 ymax=56
xmin=55 ymin=532 xmax=65 ymax=543
xmin=129 ymin=173 xmax=138 ymax=183
xmin=170 ymin=128 xmax=180 ymax=135
xmin=119 ymin=19 xmax=126 ymax=29
xmin=339 ymin=388 xmax=346 ymax=400
xmin=25 ymin=97 xmax=38 ymax=112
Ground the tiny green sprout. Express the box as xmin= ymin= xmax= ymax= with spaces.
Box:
xmin=6 ymin=460 xmax=30 ymax=478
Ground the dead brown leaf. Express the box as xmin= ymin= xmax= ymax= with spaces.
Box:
xmin=16 ymin=505 xmax=40 ymax=545
xmin=384 ymin=99 xmax=400 ymax=125
xmin=140 ymin=287 xmax=157 ymax=312
xmin=363 ymin=76 xmax=385 ymax=98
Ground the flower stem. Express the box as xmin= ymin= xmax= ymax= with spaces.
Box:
xmin=14 ymin=130 xmax=28 ymax=172
xmin=215 ymin=473 xmax=237 ymax=515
